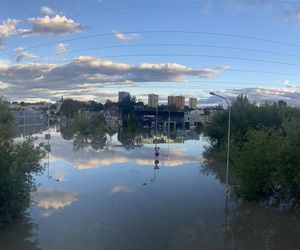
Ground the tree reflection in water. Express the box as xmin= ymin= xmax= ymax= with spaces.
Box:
xmin=225 ymin=199 xmax=300 ymax=249
xmin=202 ymin=147 xmax=228 ymax=185
xmin=0 ymin=215 xmax=40 ymax=250
xmin=203 ymin=147 xmax=300 ymax=250
xmin=72 ymin=133 xmax=107 ymax=152
xmin=117 ymin=130 xmax=142 ymax=150
xmin=60 ymin=122 xmax=108 ymax=152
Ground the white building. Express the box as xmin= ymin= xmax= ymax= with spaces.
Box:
xmin=189 ymin=98 xmax=197 ymax=109
xmin=184 ymin=110 xmax=205 ymax=129
xmin=148 ymin=94 xmax=159 ymax=108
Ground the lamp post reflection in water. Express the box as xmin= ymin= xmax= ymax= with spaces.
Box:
xmin=44 ymin=132 xmax=60 ymax=182
xmin=224 ymin=195 xmax=230 ymax=250
xmin=153 ymin=145 xmax=160 ymax=183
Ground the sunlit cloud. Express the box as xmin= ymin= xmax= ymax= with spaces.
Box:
xmin=19 ymin=15 xmax=83 ymax=36
xmin=55 ymin=43 xmax=69 ymax=55
xmin=41 ymin=6 xmax=55 ymax=15
xmin=0 ymin=56 xmax=228 ymax=101
xmin=0 ymin=56 xmax=228 ymax=86
xmin=112 ymin=30 xmax=140 ymax=41
xmin=110 ymin=185 xmax=133 ymax=194
xmin=0 ymin=19 xmax=19 ymax=48
xmin=14 ymin=47 xmax=25 ymax=52
xmin=0 ymin=82 xmax=11 ymax=89
xmin=201 ymin=87 xmax=300 ymax=106
xmin=15 ymin=51 xmax=37 ymax=62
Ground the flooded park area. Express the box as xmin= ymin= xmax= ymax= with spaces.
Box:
xmin=1 ymin=125 xmax=300 ymax=250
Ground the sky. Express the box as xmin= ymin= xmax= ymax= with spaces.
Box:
xmin=1 ymin=0 xmax=300 ymax=105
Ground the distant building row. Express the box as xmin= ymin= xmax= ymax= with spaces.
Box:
xmin=153 ymin=95 xmax=197 ymax=110
xmin=118 ymin=91 xmax=197 ymax=110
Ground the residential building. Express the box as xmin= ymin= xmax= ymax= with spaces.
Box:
xmin=168 ymin=95 xmax=185 ymax=110
xmin=168 ymin=96 xmax=176 ymax=106
xmin=148 ymin=94 xmax=159 ymax=108
xmin=118 ymin=91 xmax=130 ymax=102
xmin=175 ymin=96 xmax=185 ymax=110
xmin=189 ymin=97 xmax=197 ymax=109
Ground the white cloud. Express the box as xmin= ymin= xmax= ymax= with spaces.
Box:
xmin=0 ymin=82 xmax=11 ymax=89
xmin=19 ymin=15 xmax=83 ymax=36
xmin=14 ymin=47 xmax=25 ymax=52
xmin=110 ymin=185 xmax=133 ymax=194
xmin=200 ymin=87 xmax=300 ymax=106
xmin=112 ymin=30 xmax=140 ymax=41
xmin=0 ymin=56 xmax=228 ymax=87
xmin=0 ymin=59 xmax=11 ymax=68
xmin=0 ymin=56 xmax=229 ymax=101
xmin=15 ymin=51 xmax=37 ymax=62
xmin=41 ymin=6 xmax=55 ymax=15
xmin=34 ymin=188 xmax=78 ymax=209
xmin=0 ymin=19 xmax=19 ymax=48
xmin=55 ymin=43 xmax=68 ymax=55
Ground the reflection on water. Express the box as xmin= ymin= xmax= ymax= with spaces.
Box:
xmin=225 ymin=198 xmax=300 ymax=250
xmin=1 ymin=125 xmax=300 ymax=250
xmin=0 ymin=216 xmax=40 ymax=250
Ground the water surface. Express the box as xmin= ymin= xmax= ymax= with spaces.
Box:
xmin=1 ymin=127 xmax=300 ymax=250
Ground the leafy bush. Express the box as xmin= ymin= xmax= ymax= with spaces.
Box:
xmin=232 ymin=119 xmax=300 ymax=201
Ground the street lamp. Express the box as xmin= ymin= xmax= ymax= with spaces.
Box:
xmin=209 ymin=91 xmax=231 ymax=194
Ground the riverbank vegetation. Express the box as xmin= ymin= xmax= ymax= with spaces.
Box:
xmin=0 ymin=99 xmax=45 ymax=227
xmin=204 ymin=96 xmax=300 ymax=203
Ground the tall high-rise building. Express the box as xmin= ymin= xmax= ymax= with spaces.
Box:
xmin=148 ymin=94 xmax=159 ymax=108
xmin=168 ymin=96 xmax=176 ymax=106
xmin=189 ymin=97 xmax=197 ymax=109
xmin=175 ymin=96 xmax=185 ymax=110
xmin=168 ymin=95 xmax=185 ymax=110
xmin=118 ymin=91 xmax=130 ymax=102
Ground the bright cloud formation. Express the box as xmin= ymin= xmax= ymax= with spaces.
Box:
xmin=201 ymin=87 xmax=300 ymax=106
xmin=15 ymin=51 xmax=36 ymax=62
xmin=34 ymin=188 xmax=78 ymax=210
xmin=0 ymin=19 xmax=19 ymax=48
xmin=112 ymin=30 xmax=140 ymax=41
xmin=19 ymin=15 xmax=83 ymax=36
xmin=0 ymin=56 xmax=229 ymax=89
xmin=110 ymin=185 xmax=133 ymax=194
xmin=55 ymin=43 xmax=68 ymax=55
xmin=41 ymin=6 xmax=55 ymax=15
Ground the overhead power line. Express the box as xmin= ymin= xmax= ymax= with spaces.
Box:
xmin=74 ymin=4 xmax=299 ymax=28
xmin=99 ymin=53 xmax=300 ymax=67
xmin=4 ymin=30 xmax=300 ymax=57
xmin=38 ymin=43 xmax=300 ymax=59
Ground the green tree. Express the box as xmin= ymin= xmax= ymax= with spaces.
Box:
xmin=59 ymin=99 xmax=88 ymax=118
xmin=118 ymin=96 xmax=136 ymax=117
xmin=204 ymin=95 xmax=300 ymax=202
xmin=0 ymin=99 xmax=45 ymax=227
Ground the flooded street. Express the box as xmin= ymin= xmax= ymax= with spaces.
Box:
xmin=1 ymin=127 xmax=300 ymax=250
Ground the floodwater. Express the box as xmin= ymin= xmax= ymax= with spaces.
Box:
xmin=1 ymin=126 xmax=300 ymax=250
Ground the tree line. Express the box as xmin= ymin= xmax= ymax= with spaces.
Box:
xmin=204 ymin=96 xmax=300 ymax=203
